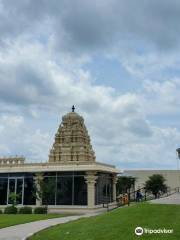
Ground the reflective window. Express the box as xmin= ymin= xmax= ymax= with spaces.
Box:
xmin=0 ymin=171 xmax=88 ymax=206
xmin=0 ymin=178 xmax=8 ymax=205
xmin=74 ymin=176 xmax=87 ymax=205
xmin=56 ymin=176 xmax=73 ymax=205
xmin=16 ymin=178 xmax=23 ymax=204
xmin=8 ymin=178 xmax=16 ymax=204
xmin=24 ymin=177 xmax=36 ymax=205
xmin=95 ymin=173 xmax=113 ymax=205
xmin=8 ymin=178 xmax=23 ymax=205
xmin=42 ymin=177 xmax=56 ymax=205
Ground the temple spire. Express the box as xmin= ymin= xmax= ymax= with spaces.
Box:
xmin=72 ymin=105 xmax=75 ymax=112
xmin=49 ymin=108 xmax=96 ymax=163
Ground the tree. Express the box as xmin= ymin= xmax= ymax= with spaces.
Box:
xmin=8 ymin=192 xmax=19 ymax=206
xmin=116 ymin=176 xmax=135 ymax=195
xmin=145 ymin=174 xmax=167 ymax=198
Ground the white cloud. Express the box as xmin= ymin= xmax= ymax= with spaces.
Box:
xmin=142 ymin=78 xmax=180 ymax=115
xmin=0 ymin=38 xmax=179 ymax=169
xmin=0 ymin=113 xmax=51 ymax=161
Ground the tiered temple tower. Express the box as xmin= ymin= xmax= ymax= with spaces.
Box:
xmin=49 ymin=106 xmax=96 ymax=163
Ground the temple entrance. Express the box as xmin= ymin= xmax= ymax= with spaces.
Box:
xmin=7 ymin=177 xmax=24 ymax=205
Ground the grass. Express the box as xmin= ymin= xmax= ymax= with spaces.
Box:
xmin=29 ymin=204 xmax=180 ymax=240
xmin=0 ymin=213 xmax=68 ymax=229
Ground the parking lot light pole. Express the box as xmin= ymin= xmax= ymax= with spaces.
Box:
xmin=176 ymin=148 xmax=180 ymax=192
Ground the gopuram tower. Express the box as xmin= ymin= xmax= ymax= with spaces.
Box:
xmin=49 ymin=106 xmax=96 ymax=163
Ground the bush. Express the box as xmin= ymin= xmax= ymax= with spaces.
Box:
xmin=4 ymin=206 xmax=17 ymax=214
xmin=19 ymin=206 xmax=32 ymax=214
xmin=34 ymin=207 xmax=47 ymax=214
xmin=0 ymin=209 xmax=2 ymax=214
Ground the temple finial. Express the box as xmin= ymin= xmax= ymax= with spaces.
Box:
xmin=72 ymin=105 xmax=75 ymax=112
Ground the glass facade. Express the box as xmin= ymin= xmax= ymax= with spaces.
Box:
xmin=95 ymin=173 xmax=113 ymax=205
xmin=0 ymin=171 xmax=113 ymax=206
xmin=42 ymin=172 xmax=87 ymax=205
xmin=0 ymin=174 xmax=36 ymax=205
xmin=0 ymin=172 xmax=87 ymax=206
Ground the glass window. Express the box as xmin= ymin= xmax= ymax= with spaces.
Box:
xmin=8 ymin=178 xmax=16 ymax=204
xmin=16 ymin=178 xmax=23 ymax=204
xmin=56 ymin=176 xmax=73 ymax=205
xmin=74 ymin=176 xmax=87 ymax=205
xmin=42 ymin=177 xmax=56 ymax=205
xmin=0 ymin=178 xmax=8 ymax=205
xmin=24 ymin=177 xmax=36 ymax=205
xmin=8 ymin=178 xmax=24 ymax=205
xmin=95 ymin=173 xmax=113 ymax=205
xmin=0 ymin=171 xmax=88 ymax=206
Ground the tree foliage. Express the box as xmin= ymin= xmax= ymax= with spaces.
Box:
xmin=8 ymin=192 xmax=20 ymax=206
xmin=116 ymin=176 xmax=135 ymax=195
xmin=145 ymin=174 xmax=167 ymax=198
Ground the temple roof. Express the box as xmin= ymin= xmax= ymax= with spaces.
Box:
xmin=63 ymin=112 xmax=83 ymax=120
xmin=49 ymin=108 xmax=96 ymax=163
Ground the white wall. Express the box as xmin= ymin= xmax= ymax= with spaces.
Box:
xmin=123 ymin=170 xmax=180 ymax=190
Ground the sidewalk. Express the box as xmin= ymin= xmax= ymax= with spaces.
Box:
xmin=150 ymin=192 xmax=180 ymax=205
xmin=0 ymin=213 xmax=98 ymax=240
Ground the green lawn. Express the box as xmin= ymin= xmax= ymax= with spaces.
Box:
xmin=0 ymin=214 xmax=67 ymax=229
xmin=29 ymin=204 xmax=180 ymax=240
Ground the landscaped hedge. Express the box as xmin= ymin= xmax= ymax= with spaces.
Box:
xmin=19 ymin=206 xmax=32 ymax=214
xmin=34 ymin=207 xmax=47 ymax=214
xmin=0 ymin=209 xmax=2 ymax=214
xmin=4 ymin=206 xmax=17 ymax=214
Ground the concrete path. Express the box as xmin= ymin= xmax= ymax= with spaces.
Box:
xmin=0 ymin=213 xmax=98 ymax=240
xmin=150 ymin=192 xmax=180 ymax=205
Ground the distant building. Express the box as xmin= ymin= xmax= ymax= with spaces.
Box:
xmin=123 ymin=170 xmax=180 ymax=190
xmin=0 ymin=108 xmax=118 ymax=211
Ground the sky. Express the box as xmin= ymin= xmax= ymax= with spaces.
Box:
xmin=0 ymin=0 xmax=180 ymax=169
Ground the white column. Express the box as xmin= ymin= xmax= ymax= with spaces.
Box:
xmin=112 ymin=175 xmax=118 ymax=202
xmin=85 ymin=171 xmax=97 ymax=208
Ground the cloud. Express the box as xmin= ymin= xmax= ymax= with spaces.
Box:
xmin=142 ymin=78 xmax=180 ymax=115
xmin=0 ymin=0 xmax=180 ymax=170
xmin=0 ymin=113 xmax=51 ymax=161
xmin=1 ymin=0 xmax=180 ymax=54
xmin=0 ymin=36 xmax=179 ymax=169
xmin=0 ymin=40 xmax=59 ymax=107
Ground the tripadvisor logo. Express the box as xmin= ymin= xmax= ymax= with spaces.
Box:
xmin=135 ymin=226 xmax=173 ymax=236
xmin=135 ymin=227 xmax=143 ymax=236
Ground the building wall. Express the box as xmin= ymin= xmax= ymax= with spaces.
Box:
xmin=123 ymin=170 xmax=180 ymax=190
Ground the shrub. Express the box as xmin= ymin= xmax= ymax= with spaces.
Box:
xmin=0 ymin=209 xmax=2 ymax=214
xmin=4 ymin=206 xmax=17 ymax=214
xmin=34 ymin=207 xmax=47 ymax=214
xmin=19 ymin=206 xmax=32 ymax=214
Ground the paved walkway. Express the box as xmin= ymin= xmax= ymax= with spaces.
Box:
xmin=0 ymin=213 xmax=98 ymax=240
xmin=150 ymin=192 xmax=180 ymax=205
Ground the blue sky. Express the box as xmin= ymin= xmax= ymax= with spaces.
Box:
xmin=0 ymin=0 xmax=180 ymax=169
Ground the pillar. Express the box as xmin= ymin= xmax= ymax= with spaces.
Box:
xmin=85 ymin=171 xmax=97 ymax=208
xmin=35 ymin=174 xmax=43 ymax=206
xmin=112 ymin=175 xmax=118 ymax=202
